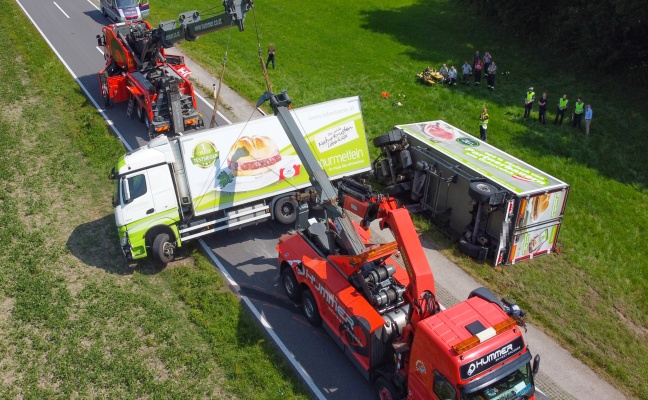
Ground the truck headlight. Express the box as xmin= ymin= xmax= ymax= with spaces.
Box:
xmin=121 ymin=232 xmax=129 ymax=247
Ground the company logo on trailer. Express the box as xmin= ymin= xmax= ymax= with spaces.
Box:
xmin=279 ymin=165 xmax=301 ymax=180
xmin=457 ymin=137 xmax=480 ymax=147
xmin=191 ymin=141 xmax=219 ymax=168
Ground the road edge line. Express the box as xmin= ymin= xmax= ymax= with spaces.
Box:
xmin=198 ymin=239 xmax=327 ymax=400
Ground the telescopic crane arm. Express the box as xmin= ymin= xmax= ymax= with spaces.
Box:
xmin=127 ymin=0 xmax=253 ymax=71
xmin=159 ymin=0 xmax=254 ymax=48
xmin=260 ymin=91 xmax=367 ymax=257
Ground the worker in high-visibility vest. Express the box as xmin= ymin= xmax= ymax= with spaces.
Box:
xmin=554 ymin=94 xmax=569 ymax=125
xmin=479 ymin=107 xmax=489 ymax=141
xmin=572 ymin=98 xmax=585 ymax=129
xmin=524 ymin=87 xmax=535 ymax=118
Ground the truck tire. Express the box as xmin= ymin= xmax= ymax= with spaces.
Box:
xmin=374 ymin=377 xmax=398 ymax=400
xmin=152 ymin=233 xmax=175 ymax=264
xmin=281 ymin=267 xmax=302 ymax=302
xmin=301 ymin=289 xmax=322 ymax=326
xmin=137 ymin=104 xmax=144 ymax=122
xmin=101 ymin=6 xmax=107 ymax=18
xmin=469 ymin=182 xmax=497 ymax=204
xmin=274 ymin=196 xmax=297 ymax=225
xmin=373 ymin=129 xmax=404 ymax=147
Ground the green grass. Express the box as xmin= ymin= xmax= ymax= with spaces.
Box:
xmin=0 ymin=0 xmax=309 ymax=398
xmin=142 ymin=0 xmax=648 ymax=398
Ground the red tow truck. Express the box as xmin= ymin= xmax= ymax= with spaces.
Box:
xmin=263 ymin=91 xmax=541 ymax=399
xmin=96 ymin=1 xmax=253 ymax=138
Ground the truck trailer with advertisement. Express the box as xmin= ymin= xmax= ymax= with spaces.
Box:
xmin=110 ymin=96 xmax=372 ymax=263
xmin=372 ymin=121 xmax=569 ymax=266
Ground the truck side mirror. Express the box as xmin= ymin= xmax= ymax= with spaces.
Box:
xmin=532 ymin=354 xmax=541 ymax=376
xmin=122 ymin=177 xmax=131 ymax=204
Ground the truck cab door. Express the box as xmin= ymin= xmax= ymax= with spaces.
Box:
xmin=120 ymin=171 xmax=155 ymax=224
xmin=146 ymin=164 xmax=178 ymax=215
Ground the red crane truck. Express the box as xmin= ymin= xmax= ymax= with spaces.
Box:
xmin=96 ymin=0 xmax=253 ymax=138
xmin=263 ymin=91 xmax=541 ymax=400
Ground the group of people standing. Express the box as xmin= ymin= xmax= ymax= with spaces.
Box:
xmin=433 ymin=50 xmax=497 ymax=89
xmin=523 ymin=88 xmax=594 ymax=135
xmin=462 ymin=50 xmax=497 ymax=90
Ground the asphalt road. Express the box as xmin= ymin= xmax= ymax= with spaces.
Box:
xmin=202 ymin=220 xmax=375 ymax=400
xmin=16 ymin=0 xmax=229 ymax=152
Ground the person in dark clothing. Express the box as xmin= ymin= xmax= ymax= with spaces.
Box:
xmin=486 ymin=61 xmax=496 ymax=90
xmin=265 ymin=45 xmax=275 ymax=69
xmin=479 ymin=107 xmax=489 ymax=141
xmin=474 ymin=58 xmax=483 ymax=86
xmin=554 ymin=94 xmax=569 ymax=125
xmin=538 ymin=92 xmax=548 ymax=124
xmin=473 ymin=50 xmax=481 ymax=69
xmin=572 ymin=98 xmax=585 ymax=128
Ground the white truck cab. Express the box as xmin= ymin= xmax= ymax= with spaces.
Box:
xmin=100 ymin=0 xmax=149 ymax=22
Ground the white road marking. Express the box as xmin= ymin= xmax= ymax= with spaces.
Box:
xmin=16 ymin=0 xmax=132 ymax=151
xmin=53 ymin=2 xmax=69 ymax=18
xmin=87 ymin=0 xmax=99 ymax=10
xmin=96 ymin=46 xmax=104 ymax=55
xmin=199 ymin=240 xmax=327 ymax=400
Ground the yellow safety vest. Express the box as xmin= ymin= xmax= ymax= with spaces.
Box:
xmin=480 ymin=113 xmax=489 ymax=128
xmin=575 ymin=102 xmax=584 ymax=114
xmin=526 ymin=91 xmax=535 ymax=102
xmin=559 ymin=98 xmax=568 ymax=110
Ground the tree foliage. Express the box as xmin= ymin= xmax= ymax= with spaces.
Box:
xmin=461 ymin=0 xmax=648 ymax=80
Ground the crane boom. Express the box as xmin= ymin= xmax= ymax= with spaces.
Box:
xmin=262 ymin=91 xmax=367 ymax=256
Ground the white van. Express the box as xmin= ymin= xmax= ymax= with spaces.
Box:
xmin=100 ymin=0 xmax=149 ymax=22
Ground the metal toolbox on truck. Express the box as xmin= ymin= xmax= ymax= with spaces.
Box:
xmin=373 ymin=120 xmax=569 ymax=266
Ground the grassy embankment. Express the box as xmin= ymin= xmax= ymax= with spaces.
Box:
xmin=150 ymin=0 xmax=648 ymax=398
xmin=0 ymin=0 xmax=309 ymax=398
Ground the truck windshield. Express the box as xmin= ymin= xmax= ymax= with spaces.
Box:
xmin=116 ymin=0 xmax=138 ymax=8
xmin=462 ymin=364 xmax=533 ymax=400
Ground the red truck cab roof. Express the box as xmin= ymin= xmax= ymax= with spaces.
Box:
xmin=411 ymin=296 xmax=530 ymax=390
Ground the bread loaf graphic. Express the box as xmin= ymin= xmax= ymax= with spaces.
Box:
xmin=227 ymin=136 xmax=282 ymax=176
xmin=532 ymin=194 xmax=550 ymax=221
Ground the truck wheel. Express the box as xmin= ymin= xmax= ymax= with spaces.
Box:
xmin=373 ymin=129 xmax=404 ymax=147
xmin=101 ymin=6 xmax=106 ymax=17
xmin=152 ymin=233 xmax=175 ymax=264
xmin=274 ymin=197 xmax=297 ymax=225
xmin=301 ymin=289 xmax=322 ymax=326
xmin=374 ymin=377 xmax=398 ymax=400
xmin=468 ymin=182 xmax=497 ymax=204
xmin=281 ymin=267 xmax=302 ymax=302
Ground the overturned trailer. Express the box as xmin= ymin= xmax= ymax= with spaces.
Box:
xmin=373 ymin=120 xmax=569 ymax=266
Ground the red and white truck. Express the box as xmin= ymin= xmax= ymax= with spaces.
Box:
xmin=97 ymin=1 xmax=253 ymax=138
xmin=262 ymin=92 xmax=541 ymax=400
